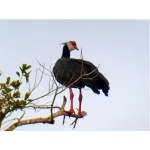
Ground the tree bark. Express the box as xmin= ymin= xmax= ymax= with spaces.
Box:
xmin=5 ymin=96 xmax=87 ymax=131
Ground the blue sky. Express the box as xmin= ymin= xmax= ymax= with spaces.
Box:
xmin=0 ymin=20 xmax=149 ymax=131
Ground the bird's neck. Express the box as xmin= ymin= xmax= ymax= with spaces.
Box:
xmin=61 ymin=45 xmax=70 ymax=58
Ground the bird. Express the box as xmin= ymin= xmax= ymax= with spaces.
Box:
xmin=53 ymin=41 xmax=109 ymax=116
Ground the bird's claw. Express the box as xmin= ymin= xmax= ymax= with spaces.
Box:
xmin=62 ymin=110 xmax=87 ymax=128
xmin=62 ymin=109 xmax=76 ymax=125
xmin=64 ymin=109 xmax=76 ymax=115
xmin=62 ymin=112 xmax=81 ymax=127
xmin=70 ymin=113 xmax=84 ymax=129
xmin=62 ymin=115 xmax=66 ymax=125
xmin=70 ymin=117 xmax=78 ymax=129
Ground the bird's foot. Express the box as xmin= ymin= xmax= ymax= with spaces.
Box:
xmin=70 ymin=111 xmax=87 ymax=129
xmin=62 ymin=109 xmax=76 ymax=125
xmin=64 ymin=109 xmax=76 ymax=115
xmin=63 ymin=109 xmax=87 ymax=128
xmin=70 ymin=117 xmax=78 ymax=129
xmin=77 ymin=110 xmax=83 ymax=117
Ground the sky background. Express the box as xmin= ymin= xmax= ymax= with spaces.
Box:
xmin=0 ymin=20 xmax=149 ymax=131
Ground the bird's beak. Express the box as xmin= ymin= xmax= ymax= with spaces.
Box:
xmin=75 ymin=46 xmax=79 ymax=50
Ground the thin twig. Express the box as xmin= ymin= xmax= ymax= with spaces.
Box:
xmin=50 ymin=87 xmax=58 ymax=122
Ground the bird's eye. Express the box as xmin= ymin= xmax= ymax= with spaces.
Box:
xmin=71 ymin=42 xmax=76 ymax=46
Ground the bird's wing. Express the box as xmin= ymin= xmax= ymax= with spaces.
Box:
xmin=73 ymin=59 xmax=109 ymax=85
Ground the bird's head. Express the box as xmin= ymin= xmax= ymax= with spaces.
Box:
xmin=62 ymin=41 xmax=79 ymax=51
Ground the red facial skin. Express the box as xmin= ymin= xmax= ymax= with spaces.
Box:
xmin=71 ymin=41 xmax=79 ymax=50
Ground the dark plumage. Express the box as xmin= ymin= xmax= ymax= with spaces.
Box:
xmin=53 ymin=41 xmax=109 ymax=115
xmin=53 ymin=58 xmax=109 ymax=95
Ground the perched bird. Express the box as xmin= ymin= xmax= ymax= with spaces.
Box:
xmin=53 ymin=41 xmax=109 ymax=116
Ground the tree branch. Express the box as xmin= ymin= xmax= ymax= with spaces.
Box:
xmin=4 ymin=96 xmax=87 ymax=131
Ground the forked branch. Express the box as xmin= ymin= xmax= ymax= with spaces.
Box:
xmin=5 ymin=96 xmax=87 ymax=131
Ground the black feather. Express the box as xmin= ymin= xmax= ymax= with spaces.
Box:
xmin=53 ymin=42 xmax=110 ymax=96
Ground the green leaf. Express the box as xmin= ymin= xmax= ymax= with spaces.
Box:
xmin=11 ymin=80 xmax=22 ymax=89
xmin=20 ymin=100 xmax=26 ymax=107
xmin=19 ymin=66 xmax=23 ymax=73
xmin=22 ymin=64 xmax=27 ymax=72
xmin=16 ymin=72 xmax=20 ymax=77
xmin=13 ymin=91 xmax=20 ymax=98
xmin=7 ymin=93 xmax=12 ymax=100
xmin=19 ymin=64 xmax=31 ymax=75
xmin=25 ymin=71 xmax=31 ymax=82
xmin=6 ymin=87 xmax=13 ymax=93
xmin=0 ymin=83 xmax=5 ymax=89
xmin=26 ymin=65 xmax=31 ymax=70
xmin=1 ymin=83 xmax=12 ymax=93
xmin=2 ymin=89 xmax=7 ymax=95
xmin=6 ymin=77 xmax=11 ymax=85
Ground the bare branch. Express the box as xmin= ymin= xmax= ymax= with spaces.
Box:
xmin=26 ymin=104 xmax=60 ymax=110
xmin=4 ymin=111 xmax=25 ymax=131
xmin=50 ymin=86 xmax=58 ymax=122
xmin=4 ymin=97 xmax=87 ymax=131
xmin=30 ymin=65 xmax=45 ymax=93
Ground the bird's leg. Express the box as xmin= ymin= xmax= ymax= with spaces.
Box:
xmin=78 ymin=89 xmax=83 ymax=116
xmin=65 ymin=87 xmax=75 ymax=115
xmin=70 ymin=89 xmax=83 ymax=129
xmin=69 ymin=87 xmax=75 ymax=114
